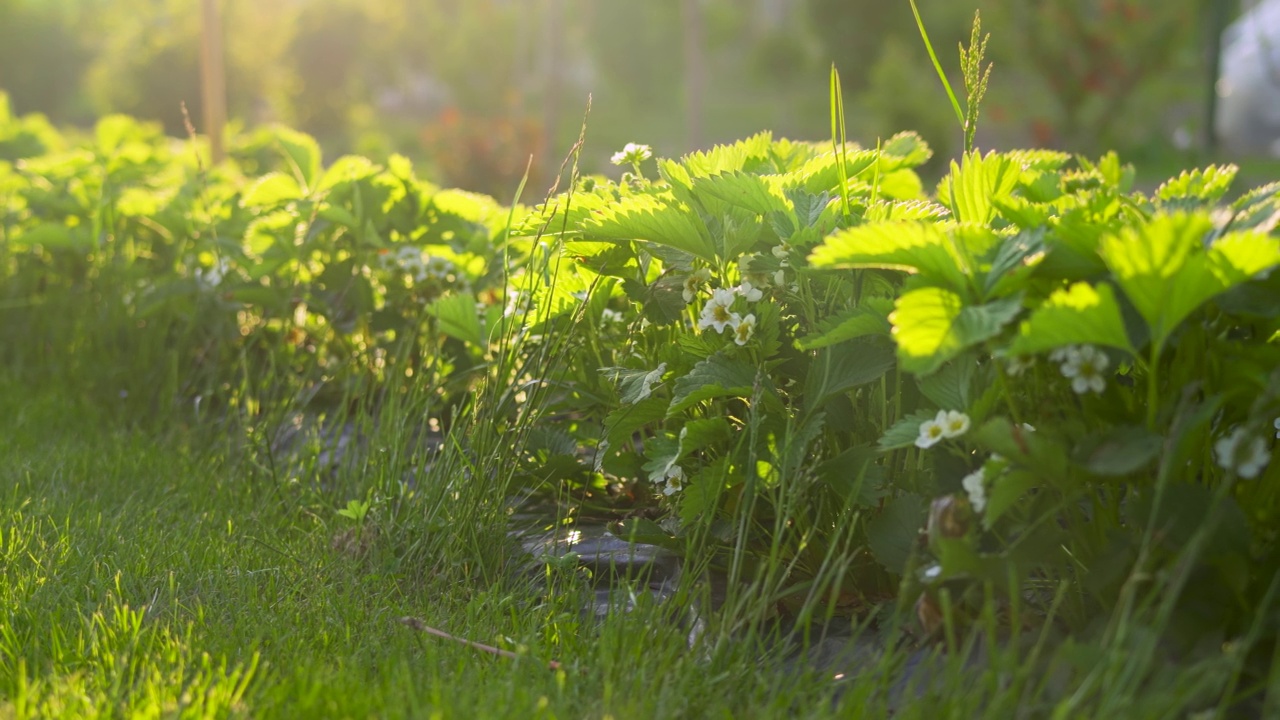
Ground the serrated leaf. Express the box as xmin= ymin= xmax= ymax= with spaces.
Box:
xmin=1155 ymin=164 xmax=1237 ymax=208
xmin=679 ymin=418 xmax=733 ymax=454
xmin=867 ymin=493 xmax=925 ymax=574
xmin=891 ymin=289 xmax=1022 ymax=376
xmin=878 ymin=131 xmax=933 ymax=170
xmin=425 ymin=292 xmax=484 ymax=347
xmin=604 ymin=396 xmax=669 ymax=448
xmin=691 ymin=171 xmax=790 ymax=215
xmin=865 ymin=199 xmax=951 ymax=222
xmin=1072 ymin=425 xmax=1163 ymax=476
xmin=917 ymin=358 xmax=977 ymax=412
xmin=795 ymin=298 xmax=894 ymax=350
xmin=582 ymin=193 xmax=716 ymax=262
xmin=1101 ymin=214 xmax=1280 ymax=350
xmin=271 ymin=125 xmax=323 ymax=191
xmin=983 ymin=469 xmax=1038 ymax=530
xmin=679 ymin=132 xmax=774 ymax=177
xmin=983 ymin=228 xmax=1046 ymax=299
xmin=601 ymin=364 xmax=670 ymax=405
xmin=633 ymin=273 xmax=688 ymax=326
xmin=1008 ymin=282 xmax=1134 ymax=356
xmin=803 ymin=341 xmax=896 ymax=414
xmin=786 ymin=188 xmax=833 ymax=228
xmin=317 ymin=154 xmax=380 ymax=192
xmin=936 ymin=150 xmax=1019 ymax=225
xmin=241 ymin=172 xmax=303 ymax=208
xmin=1006 ymin=148 xmax=1073 ymax=171
xmin=668 ymin=353 xmax=760 ymax=417
xmin=809 ymin=221 xmax=969 ymax=295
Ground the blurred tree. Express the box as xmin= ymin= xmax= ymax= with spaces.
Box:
xmin=81 ymin=0 xmax=293 ymax=137
xmin=986 ymin=0 xmax=1204 ymax=153
xmin=0 ymin=0 xmax=91 ymax=121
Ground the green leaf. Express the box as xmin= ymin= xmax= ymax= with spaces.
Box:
xmin=1072 ymin=425 xmax=1163 ymax=476
xmin=866 ymin=493 xmax=925 ymax=574
xmin=317 ymin=154 xmax=381 ymax=192
xmin=878 ymin=131 xmax=933 ymax=171
xmin=971 ymin=418 xmax=1069 ymax=485
xmin=865 ymin=199 xmax=951 ymax=222
xmin=983 ymin=469 xmax=1037 ymax=530
xmin=691 ymin=171 xmax=790 ymax=216
xmin=983 ymin=229 xmax=1046 ymax=299
xmin=425 ymin=292 xmax=484 ymax=347
xmin=679 ymin=418 xmax=733 ymax=454
xmin=273 ymin=125 xmax=323 ymax=191
xmin=795 ymin=298 xmax=894 ymax=350
xmin=1008 ymin=282 xmax=1134 ymax=356
xmin=917 ymin=357 xmax=976 ymax=412
xmin=679 ymin=132 xmax=774 ymax=177
xmin=878 ymin=409 xmax=942 ymax=451
xmin=786 ymin=188 xmax=833 ymax=228
xmin=241 ymin=172 xmax=303 ymax=208
xmin=623 ymin=273 xmax=687 ymax=326
xmin=582 ymin=194 xmax=716 ymax=262
xmin=1102 ymin=214 xmax=1280 ymax=350
xmin=604 ymin=397 xmax=669 ymax=448
xmin=601 ymin=364 xmax=669 ymax=406
xmin=1155 ymin=164 xmax=1237 ymax=209
xmin=891 ymin=289 xmax=1022 ymax=376
xmin=717 ymin=207 xmax=765 ymax=260
xmin=817 ymin=447 xmax=886 ymax=507
xmin=936 ymin=150 xmax=1019 ymax=225
xmin=809 ymin=221 xmax=969 ymax=295
xmin=803 ymin=341 xmax=896 ymax=414
xmin=668 ymin=353 xmax=760 ymax=417
xmin=9 ymin=222 xmax=89 ymax=250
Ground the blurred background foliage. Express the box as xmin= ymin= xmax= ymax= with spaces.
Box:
xmin=0 ymin=0 xmax=1232 ymax=195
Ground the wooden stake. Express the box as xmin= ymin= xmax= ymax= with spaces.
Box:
xmin=200 ymin=0 xmax=227 ymax=165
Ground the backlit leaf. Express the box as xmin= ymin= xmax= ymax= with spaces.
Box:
xmin=809 ymin=221 xmax=969 ymax=295
xmin=1008 ymin=282 xmax=1133 ymax=356
xmin=891 ymin=289 xmax=1022 ymax=376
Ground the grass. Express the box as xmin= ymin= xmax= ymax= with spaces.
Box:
xmin=3 ymin=373 xmax=1265 ymax=719
xmin=0 ymin=377 xmax=882 ymax=718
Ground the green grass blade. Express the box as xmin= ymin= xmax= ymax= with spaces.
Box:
xmin=908 ymin=0 xmax=964 ymax=128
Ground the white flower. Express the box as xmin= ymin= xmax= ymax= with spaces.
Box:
xmin=424 ymin=256 xmax=454 ymax=282
xmin=601 ymin=308 xmax=624 ymax=324
xmin=733 ymin=313 xmax=756 ymax=346
xmin=961 ymin=468 xmax=987 ymax=513
xmin=916 ymin=411 xmax=949 ymax=449
xmin=1215 ymin=427 xmax=1271 ymax=479
xmin=682 ymin=268 xmax=712 ymax=303
xmin=661 ymin=464 xmax=684 ymax=496
xmin=773 ymin=269 xmax=786 ymax=286
xmin=736 ymin=281 xmax=763 ymax=302
xmin=698 ymin=288 xmax=740 ymax=333
xmin=1059 ymin=344 xmax=1109 ymax=394
xmin=1048 ymin=347 xmax=1071 ymax=363
xmin=195 ymin=258 xmax=231 ymax=289
xmin=610 ymin=142 xmax=653 ymax=166
xmin=635 ymin=363 xmax=667 ymax=402
xmin=1006 ymin=355 xmax=1034 ymax=377
xmin=941 ymin=410 xmax=971 ymax=439
xmin=1274 ymin=417 xmax=1280 ymax=440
